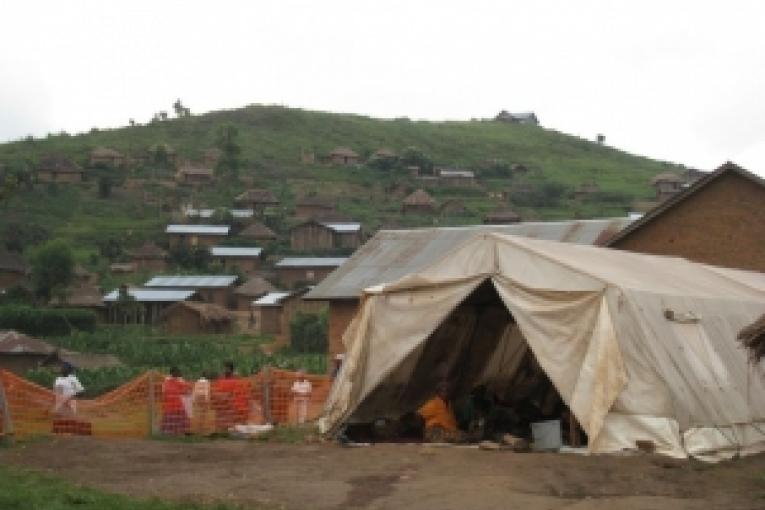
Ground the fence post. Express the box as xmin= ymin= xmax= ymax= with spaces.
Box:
xmin=148 ymin=371 xmax=157 ymax=436
xmin=0 ymin=374 xmax=14 ymax=438
xmin=263 ymin=365 xmax=272 ymax=424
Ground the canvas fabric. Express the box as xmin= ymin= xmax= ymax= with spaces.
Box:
xmin=320 ymin=233 xmax=765 ymax=460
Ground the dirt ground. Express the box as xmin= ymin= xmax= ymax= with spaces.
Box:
xmin=2 ymin=437 xmax=765 ymax=510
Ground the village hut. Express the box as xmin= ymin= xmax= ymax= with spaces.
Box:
xmin=402 ymin=189 xmax=436 ymax=214
xmin=651 ymin=172 xmax=685 ymax=201
xmin=176 ymin=166 xmax=215 ymax=185
xmin=131 ymin=241 xmax=168 ymax=271
xmin=234 ymin=276 xmax=276 ymax=311
xmin=0 ymin=251 xmax=29 ymax=290
xmin=159 ymin=301 xmax=234 ymax=335
xmin=239 ymin=222 xmax=277 ymax=241
xmin=89 ymin=147 xmax=124 ymax=168
xmin=319 ymin=233 xmax=765 ymax=460
xmin=49 ymin=283 xmax=105 ymax=317
xmin=235 ymin=189 xmax=280 ymax=211
xmin=36 ymin=155 xmax=85 ymax=183
xmin=329 ymin=147 xmax=360 ymax=165
xmin=738 ymin=314 xmax=765 ymax=363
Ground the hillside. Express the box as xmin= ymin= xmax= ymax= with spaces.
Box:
xmin=0 ymin=104 xmax=682 ymax=285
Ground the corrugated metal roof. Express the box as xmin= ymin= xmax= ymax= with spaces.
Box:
xmin=144 ymin=275 xmax=238 ymax=288
xmin=166 ymin=225 xmax=230 ymax=235
xmin=103 ymin=288 xmax=197 ymax=302
xmin=253 ymin=291 xmax=291 ymax=306
xmin=438 ymin=169 xmax=475 ymax=178
xmin=210 ymin=246 xmax=263 ymax=257
xmin=306 ymin=218 xmax=633 ymax=300
xmin=275 ymin=257 xmax=349 ymax=268
xmin=185 ymin=209 xmax=253 ymax=219
xmin=323 ymin=222 xmax=361 ymax=233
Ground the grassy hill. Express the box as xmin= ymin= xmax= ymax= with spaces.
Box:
xmin=0 ymin=104 xmax=682 ymax=284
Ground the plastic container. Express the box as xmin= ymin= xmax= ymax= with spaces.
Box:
xmin=530 ymin=419 xmax=562 ymax=451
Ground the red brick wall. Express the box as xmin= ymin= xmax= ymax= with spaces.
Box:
xmin=611 ymin=172 xmax=765 ymax=272
xmin=328 ymin=299 xmax=359 ymax=361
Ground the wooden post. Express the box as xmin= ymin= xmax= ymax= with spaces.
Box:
xmin=148 ymin=372 xmax=157 ymax=436
xmin=263 ymin=365 xmax=272 ymax=424
xmin=0 ymin=375 xmax=14 ymax=437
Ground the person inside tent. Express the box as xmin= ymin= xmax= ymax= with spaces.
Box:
xmin=161 ymin=366 xmax=191 ymax=435
xmin=212 ymin=361 xmax=249 ymax=431
xmin=417 ymin=380 xmax=462 ymax=442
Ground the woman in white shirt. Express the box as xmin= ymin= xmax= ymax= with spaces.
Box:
xmin=291 ymin=370 xmax=312 ymax=425
xmin=53 ymin=363 xmax=84 ymax=416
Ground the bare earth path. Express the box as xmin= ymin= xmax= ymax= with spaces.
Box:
xmin=2 ymin=437 xmax=764 ymax=510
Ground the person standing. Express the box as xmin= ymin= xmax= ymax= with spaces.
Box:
xmin=291 ymin=370 xmax=312 ymax=425
xmin=52 ymin=363 xmax=88 ymax=435
xmin=212 ymin=361 xmax=249 ymax=431
xmin=161 ymin=367 xmax=191 ymax=435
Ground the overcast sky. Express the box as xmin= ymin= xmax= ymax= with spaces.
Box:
xmin=2 ymin=1 xmax=764 ymax=176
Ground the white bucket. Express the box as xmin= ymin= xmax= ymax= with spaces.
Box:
xmin=530 ymin=419 xmax=562 ymax=451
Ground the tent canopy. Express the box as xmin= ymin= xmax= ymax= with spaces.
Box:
xmin=320 ymin=233 xmax=765 ymax=460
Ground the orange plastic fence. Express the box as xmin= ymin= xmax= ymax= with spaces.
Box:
xmin=0 ymin=369 xmax=332 ymax=438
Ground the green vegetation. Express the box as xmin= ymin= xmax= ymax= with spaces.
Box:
xmin=31 ymin=239 xmax=75 ymax=300
xmin=24 ymin=326 xmax=326 ymax=396
xmin=0 ymin=305 xmax=96 ymax=336
xmin=0 ymin=104 xmax=681 ymax=273
xmin=289 ymin=311 xmax=329 ymax=353
xmin=0 ymin=465 xmax=251 ymax=510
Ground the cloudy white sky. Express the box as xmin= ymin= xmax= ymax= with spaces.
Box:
xmin=2 ymin=0 xmax=764 ymax=175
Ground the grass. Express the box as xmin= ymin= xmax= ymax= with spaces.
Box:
xmin=0 ymin=104 xmax=681 ymax=268
xmin=0 ymin=465 xmax=257 ymax=510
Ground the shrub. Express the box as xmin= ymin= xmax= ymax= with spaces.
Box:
xmin=0 ymin=305 xmax=97 ymax=336
xmin=289 ymin=311 xmax=328 ymax=354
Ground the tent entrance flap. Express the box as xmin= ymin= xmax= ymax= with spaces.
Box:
xmin=347 ymin=280 xmax=584 ymax=445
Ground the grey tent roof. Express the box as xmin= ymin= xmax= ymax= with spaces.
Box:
xmin=305 ymin=218 xmax=632 ymax=300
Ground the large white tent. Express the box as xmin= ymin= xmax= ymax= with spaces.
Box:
xmin=319 ymin=233 xmax=765 ymax=460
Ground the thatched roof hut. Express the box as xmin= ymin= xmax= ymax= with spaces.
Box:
xmin=402 ymin=189 xmax=436 ymax=214
xmin=235 ymin=276 xmax=276 ymax=298
xmin=240 ymin=222 xmax=277 ymax=241
xmin=159 ymin=301 xmax=234 ymax=334
xmin=739 ymin=314 xmax=765 ymax=363
xmin=132 ymin=241 xmax=168 ymax=260
xmin=50 ymin=283 xmax=104 ymax=309
xmin=236 ymin=188 xmax=280 ymax=206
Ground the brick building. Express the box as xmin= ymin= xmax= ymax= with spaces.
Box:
xmin=274 ymin=257 xmax=347 ymax=289
xmin=131 ymin=241 xmax=168 ymax=272
xmin=607 ymin=162 xmax=765 ymax=272
xmin=144 ymin=275 xmax=239 ymax=308
xmin=252 ymin=288 xmax=327 ymax=337
xmin=295 ymin=196 xmax=336 ymax=220
xmin=209 ymin=246 xmax=263 ymax=274
xmin=289 ymin=221 xmax=362 ymax=252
